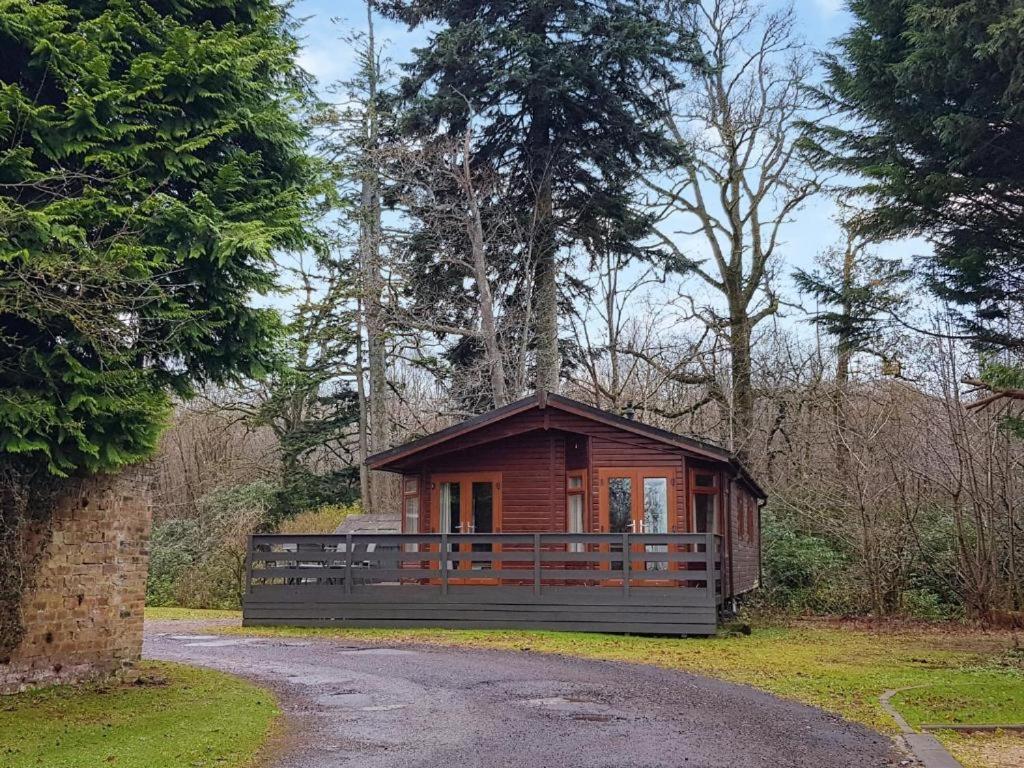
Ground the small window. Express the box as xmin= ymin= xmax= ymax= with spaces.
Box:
xmin=404 ymin=495 xmax=420 ymax=533
xmin=566 ymin=471 xmax=586 ymax=552
xmin=690 ymin=468 xmax=720 ymax=535
xmin=693 ymin=472 xmax=718 ymax=489
xmin=694 ymin=493 xmax=716 ymax=533
xmin=403 ymin=476 xmax=420 ymax=552
xmin=567 ymin=495 xmax=584 ymax=552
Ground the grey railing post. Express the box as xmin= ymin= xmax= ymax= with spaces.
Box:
xmin=533 ymin=533 xmax=541 ymax=596
xmin=243 ymin=534 xmax=254 ymax=597
xmin=705 ymin=533 xmax=715 ymax=603
xmin=344 ymin=533 xmax=353 ymax=595
xmin=440 ymin=532 xmax=449 ymax=595
xmin=622 ymin=532 xmax=631 ymax=597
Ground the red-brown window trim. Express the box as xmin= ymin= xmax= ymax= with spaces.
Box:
xmin=566 ymin=469 xmax=587 ymax=535
xmin=689 ymin=468 xmax=720 ymax=534
xmin=402 ymin=474 xmax=420 ymax=534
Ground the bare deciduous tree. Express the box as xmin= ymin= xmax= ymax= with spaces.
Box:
xmin=382 ymin=118 xmax=537 ymax=409
xmin=649 ymin=0 xmax=822 ymax=458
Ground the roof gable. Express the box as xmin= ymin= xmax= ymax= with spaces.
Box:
xmin=366 ymin=391 xmax=766 ymax=498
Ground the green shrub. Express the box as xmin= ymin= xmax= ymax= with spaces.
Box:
xmin=276 ymin=502 xmax=362 ymax=534
xmin=147 ymin=481 xmax=278 ymax=609
xmin=146 ymin=519 xmax=201 ymax=607
xmin=901 ymin=588 xmax=955 ymax=621
xmin=761 ymin=512 xmax=854 ymax=614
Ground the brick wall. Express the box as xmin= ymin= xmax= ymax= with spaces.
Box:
xmin=1 ymin=468 xmax=152 ymax=694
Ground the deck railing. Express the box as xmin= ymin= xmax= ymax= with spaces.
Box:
xmin=243 ymin=533 xmax=723 ymax=635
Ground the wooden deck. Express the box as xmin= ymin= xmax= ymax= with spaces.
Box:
xmin=243 ymin=533 xmax=724 ymax=635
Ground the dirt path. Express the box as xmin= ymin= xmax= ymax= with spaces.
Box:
xmin=143 ymin=623 xmax=907 ymax=768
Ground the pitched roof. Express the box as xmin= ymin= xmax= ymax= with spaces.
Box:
xmin=366 ymin=391 xmax=766 ymax=498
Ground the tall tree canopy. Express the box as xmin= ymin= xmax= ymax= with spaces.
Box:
xmin=810 ymin=0 xmax=1024 ymax=412
xmin=379 ymin=0 xmax=699 ymax=394
xmin=0 ymin=0 xmax=318 ymax=476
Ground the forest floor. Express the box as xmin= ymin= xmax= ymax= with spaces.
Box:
xmin=145 ymin=609 xmax=1023 ymax=768
xmin=0 ymin=659 xmax=277 ymax=768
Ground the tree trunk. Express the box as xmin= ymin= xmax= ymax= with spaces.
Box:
xmin=605 ymin=250 xmax=621 ymax=409
xmin=358 ymin=2 xmax=389 ymax=509
xmin=354 ymin=300 xmax=372 ymax=514
xmin=834 ymin=239 xmax=855 ymax=474
xmin=533 ymin=182 xmax=559 ymax=393
xmin=465 ymin=156 xmax=507 ymax=407
xmin=525 ymin=5 xmax=559 ymax=394
xmin=729 ymin=313 xmax=754 ymax=460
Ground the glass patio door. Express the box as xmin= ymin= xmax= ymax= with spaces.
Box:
xmin=597 ymin=468 xmax=676 ymax=576
xmin=435 ymin=473 xmax=502 ymax=575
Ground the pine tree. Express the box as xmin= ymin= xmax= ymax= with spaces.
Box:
xmin=0 ymin=0 xmax=319 ymax=475
xmin=794 ymin=226 xmax=909 ymax=380
xmin=809 ymin=0 xmax=1024 ymax=417
xmin=242 ymin=258 xmax=362 ymax=522
xmin=794 ymin=223 xmax=909 ymax=471
xmin=379 ymin=0 xmax=698 ymax=393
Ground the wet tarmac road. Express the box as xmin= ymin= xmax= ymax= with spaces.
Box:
xmin=143 ymin=625 xmax=906 ymax=768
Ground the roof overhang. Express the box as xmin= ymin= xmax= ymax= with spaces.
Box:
xmin=366 ymin=391 xmax=767 ymax=499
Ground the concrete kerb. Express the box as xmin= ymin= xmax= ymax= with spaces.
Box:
xmin=880 ymin=687 xmax=963 ymax=768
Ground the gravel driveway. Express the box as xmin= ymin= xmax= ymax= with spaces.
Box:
xmin=144 ymin=623 xmax=905 ymax=768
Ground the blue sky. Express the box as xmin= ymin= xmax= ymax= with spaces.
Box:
xmin=288 ymin=1 xmax=926 ymax=321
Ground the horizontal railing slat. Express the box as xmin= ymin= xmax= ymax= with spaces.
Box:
xmin=244 ymin=532 xmax=723 ymax=636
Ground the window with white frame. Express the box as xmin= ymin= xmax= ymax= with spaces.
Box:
xmin=403 ymin=476 xmax=420 ymax=552
xmin=567 ymin=472 xmax=586 ymax=552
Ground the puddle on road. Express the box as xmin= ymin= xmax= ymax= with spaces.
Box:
xmin=185 ymin=639 xmax=252 ymax=647
xmin=168 ymin=634 xmax=218 ymax=641
xmin=332 ymin=648 xmax=417 ymax=657
xmin=319 ymin=691 xmax=374 ymax=708
xmin=522 ymin=696 xmax=617 ymax=721
xmin=316 ymin=690 xmax=408 ymax=712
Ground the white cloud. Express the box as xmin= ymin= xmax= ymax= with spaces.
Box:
xmin=812 ymin=0 xmax=844 ymax=17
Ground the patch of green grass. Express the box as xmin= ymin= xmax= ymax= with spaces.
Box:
xmin=145 ymin=606 xmax=242 ymax=621
xmin=893 ymin=679 xmax=1024 ymax=728
xmin=0 ymin=661 xmax=277 ymax=768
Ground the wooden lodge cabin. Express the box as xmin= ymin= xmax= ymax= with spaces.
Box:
xmin=243 ymin=392 xmax=766 ymax=636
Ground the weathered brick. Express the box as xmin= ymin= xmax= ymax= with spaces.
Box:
xmin=1 ymin=468 xmax=152 ymax=695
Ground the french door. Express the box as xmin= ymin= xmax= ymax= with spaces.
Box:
xmin=597 ymin=467 xmax=677 ymax=575
xmin=432 ymin=472 xmax=502 ymax=577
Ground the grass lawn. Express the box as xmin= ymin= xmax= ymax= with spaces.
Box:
xmin=146 ymin=607 xmax=1024 ymax=768
xmin=0 ymin=660 xmax=277 ymax=768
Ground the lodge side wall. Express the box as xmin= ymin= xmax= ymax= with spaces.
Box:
xmin=729 ymin=482 xmax=761 ymax=595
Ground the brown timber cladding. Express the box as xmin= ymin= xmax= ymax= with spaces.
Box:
xmin=406 ymin=408 xmax=751 ymax=596
xmin=412 ymin=409 xmax=692 ymax=537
